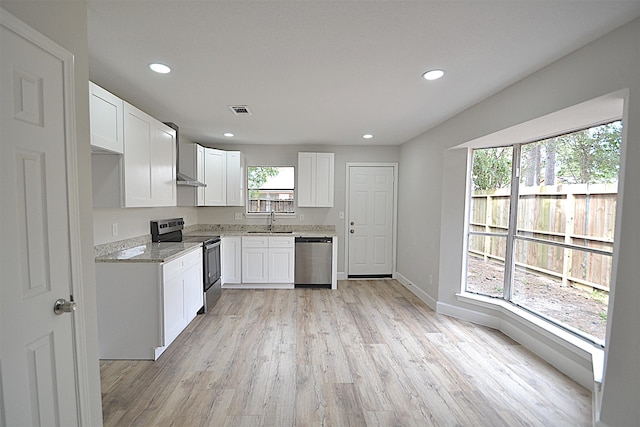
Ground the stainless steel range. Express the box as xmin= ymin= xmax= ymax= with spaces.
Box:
xmin=151 ymin=218 xmax=221 ymax=313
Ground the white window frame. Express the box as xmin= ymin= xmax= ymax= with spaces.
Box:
xmin=465 ymin=123 xmax=620 ymax=347
xmin=245 ymin=165 xmax=296 ymax=216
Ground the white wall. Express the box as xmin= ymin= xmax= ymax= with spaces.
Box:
xmin=93 ymin=206 xmax=198 ymax=245
xmin=398 ymin=19 xmax=639 ymax=425
xmin=0 ymin=1 xmax=103 ymax=424
xmin=198 ymin=143 xmax=400 ymax=274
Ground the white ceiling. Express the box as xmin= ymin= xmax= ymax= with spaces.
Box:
xmin=86 ymin=1 xmax=640 ymax=147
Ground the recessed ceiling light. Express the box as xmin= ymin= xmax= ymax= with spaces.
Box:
xmin=223 ymin=132 xmax=235 ymax=137
xmin=149 ymin=63 xmax=171 ymax=74
xmin=422 ymin=69 xmax=445 ymax=81
xmin=362 ymin=134 xmax=374 ymax=139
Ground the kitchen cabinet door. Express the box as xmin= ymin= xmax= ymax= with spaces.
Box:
xmin=315 ymin=153 xmax=334 ymax=207
xmin=183 ymin=261 xmax=204 ymax=323
xmin=204 ymin=148 xmax=226 ymax=206
xmin=151 ymin=122 xmax=177 ymax=206
xmin=297 ymin=152 xmax=315 ymax=207
xmin=226 ymin=151 xmax=246 ymax=206
xmin=162 ymin=248 xmax=202 ymax=353
xmin=122 ymin=103 xmax=176 ymax=207
xmin=269 ymin=247 xmax=294 ymax=283
xmin=196 ymin=144 xmax=206 ymax=205
xmin=242 ymin=247 xmax=269 ymax=283
xmin=163 ymin=272 xmax=185 ymax=348
xmin=89 ymin=81 xmax=124 ymax=154
xmin=268 ymin=236 xmax=294 ymax=283
xmin=122 ymin=103 xmax=153 ymax=206
xmin=240 ymin=236 xmax=294 ymax=284
xmin=222 ymin=237 xmax=242 ymax=284
xmin=297 ymin=152 xmax=334 ymax=207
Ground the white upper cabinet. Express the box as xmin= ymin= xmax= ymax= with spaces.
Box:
xmin=203 ymin=148 xmax=226 ymax=206
xmin=90 ymin=82 xmax=177 ymax=208
xmin=177 ymin=145 xmax=245 ymax=207
xmin=122 ymin=103 xmax=176 ymax=207
xmin=298 ymin=152 xmax=334 ymax=207
xmin=150 ymin=122 xmax=177 ymax=206
xmin=226 ymin=151 xmax=246 ymax=206
xmin=89 ymin=82 xmax=124 ymax=154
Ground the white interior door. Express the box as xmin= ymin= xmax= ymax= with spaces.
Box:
xmin=348 ymin=166 xmax=395 ymax=277
xmin=1 ymin=12 xmax=81 ymax=426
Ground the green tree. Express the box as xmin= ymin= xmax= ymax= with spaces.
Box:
xmin=472 ymin=147 xmax=512 ymax=191
xmin=248 ymin=166 xmax=280 ymax=198
xmin=555 ymin=121 xmax=621 ymax=184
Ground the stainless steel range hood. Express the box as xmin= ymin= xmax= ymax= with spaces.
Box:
xmin=165 ymin=122 xmax=206 ymax=187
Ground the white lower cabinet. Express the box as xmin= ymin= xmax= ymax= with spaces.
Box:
xmin=241 ymin=236 xmax=294 ymax=285
xmin=162 ymin=249 xmax=203 ymax=347
xmin=242 ymin=236 xmax=269 ymax=283
xmin=222 ymin=236 xmax=242 ymax=284
xmin=268 ymin=239 xmax=295 ymax=283
xmin=95 ymin=247 xmax=202 ymax=360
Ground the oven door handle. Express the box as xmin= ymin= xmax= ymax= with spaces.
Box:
xmin=204 ymin=240 xmax=221 ymax=250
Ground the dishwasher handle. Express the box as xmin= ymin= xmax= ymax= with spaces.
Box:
xmin=295 ymin=236 xmax=333 ymax=244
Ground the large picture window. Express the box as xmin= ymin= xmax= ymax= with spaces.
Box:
xmin=466 ymin=121 xmax=621 ymax=344
xmin=247 ymin=166 xmax=295 ymax=214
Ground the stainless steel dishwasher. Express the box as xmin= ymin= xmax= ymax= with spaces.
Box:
xmin=295 ymin=237 xmax=333 ymax=287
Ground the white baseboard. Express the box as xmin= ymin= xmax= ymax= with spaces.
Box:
xmin=439 ymin=295 xmax=597 ymax=390
xmin=436 ymin=301 xmax=501 ymax=329
xmin=337 ymin=271 xmax=347 ymax=280
xmin=394 ymin=272 xmax=437 ymax=311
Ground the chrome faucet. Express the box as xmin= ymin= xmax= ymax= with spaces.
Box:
xmin=268 ymin=210 xmax=275 ymax=232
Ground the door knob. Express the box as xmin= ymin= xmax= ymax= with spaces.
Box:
xmin=54 ymin=298 xmax=77 ymax=315
xmin=350 ymin=221 xmax=355 ymax=226
xmin=350 ymin=229 xmax=354 ymax=234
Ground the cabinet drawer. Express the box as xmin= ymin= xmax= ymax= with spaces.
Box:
xmin=163 ymin=248 xmax=202 ymax=280
xmin=242 ymin=236 xmax=269 ymax=248
xmin=268 ymin=236 xmax=294 ymax=248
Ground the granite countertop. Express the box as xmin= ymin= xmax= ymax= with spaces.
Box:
xmin=94 ymin=224 xmax=337 ymax=262
xmin=218 ymin=231 xmax=336 ymax=238
xmin=95 ymin=242 xmax=202 ymax=263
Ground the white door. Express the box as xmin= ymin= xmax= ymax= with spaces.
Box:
xmin=1 ymin=12 xmax=81 ymax=426
xmin=348 ymin=166 xmax=395 ymax=276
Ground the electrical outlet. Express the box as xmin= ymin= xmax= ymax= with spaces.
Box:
xmin=234 ymin=212 xmax=243 ymax=220
xmin=112 ymin=223 xmax=118 ymax=236
xmin=299 ymin=214 xmax=305 ymax=221
xmin=428 ymin=274 xmax=433 ymax=285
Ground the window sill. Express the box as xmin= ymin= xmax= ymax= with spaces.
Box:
xmin=456 ymin=292 xmax=604 ymax=384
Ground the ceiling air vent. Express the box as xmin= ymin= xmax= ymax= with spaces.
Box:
xmin=228 ymin=105 xmax=252 ymax=116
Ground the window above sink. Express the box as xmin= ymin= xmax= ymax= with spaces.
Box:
xmin=247 ymin=166 xmax=295 ymax=215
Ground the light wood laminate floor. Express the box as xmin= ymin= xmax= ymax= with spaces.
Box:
xmin=100 ymin=279 xmax=591 ymax=426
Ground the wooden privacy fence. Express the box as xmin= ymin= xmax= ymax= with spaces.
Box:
xmin=469 ymin=183 xmax=617 ymax=292
xmin=249 ymin=199 xmax=294 ymax=213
